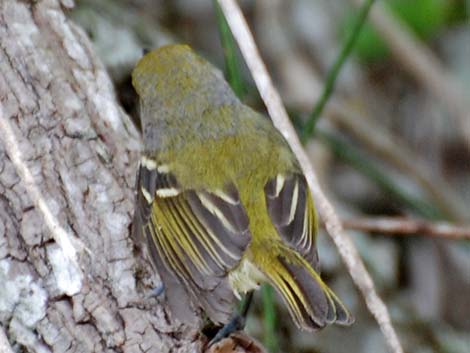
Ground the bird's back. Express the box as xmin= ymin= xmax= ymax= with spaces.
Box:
xmin=149 ymin=104 xmax=297 ymax=193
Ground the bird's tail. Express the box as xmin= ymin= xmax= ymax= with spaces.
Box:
xmin=259 ymin=252 xmax=354 ymax=331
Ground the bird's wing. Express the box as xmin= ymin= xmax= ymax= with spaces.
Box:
xmin=264 ymin=173 xmax=354 ymax=327
xmin=132 ymin=157 xmax=251 ymax=324
xmin=264 ymin=173 xmax=319 ymax=269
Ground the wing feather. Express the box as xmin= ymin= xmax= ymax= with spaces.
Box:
xmin=133 ymin=157 xmax=251 ymax=324
xmin=265 ymin=174 xmax=319 ymax=269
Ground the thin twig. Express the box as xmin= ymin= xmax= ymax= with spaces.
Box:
xmin=342 ymin=217 xmax=470 ymax=240
xmin=351 ymin=0 xmax=470 ymax=149
xmin=303 ymin=0 xmax=375 ymax=138
xmin=216 ymin=1 xmax=404 ymax=353
xmin=213 ymin=7 xmax=276 ymax=350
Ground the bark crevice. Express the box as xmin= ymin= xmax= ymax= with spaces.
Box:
xmin=0 ymin=1 xmax=202 ymax=352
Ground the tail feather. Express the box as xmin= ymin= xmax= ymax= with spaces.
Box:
xmin=324 ymin=286 xmax=354 ymax=325
xmin=261 ymin=254 xmax=353 ymax=331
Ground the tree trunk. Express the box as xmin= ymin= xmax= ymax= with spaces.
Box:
xmin=0 ymin=0 xmax=204 ymax=352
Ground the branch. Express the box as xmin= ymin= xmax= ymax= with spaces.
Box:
xmin=342 ymin=217 xmax=470 ymax=240
xmin=216 ymin=1 xmax=404 ymax=353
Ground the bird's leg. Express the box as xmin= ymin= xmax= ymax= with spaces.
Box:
xmin=208 ymin=291 xmax=254 ymax=347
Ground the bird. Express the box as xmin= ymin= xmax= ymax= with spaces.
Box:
xmin=131 ymin=44 xmax=353 ymax=333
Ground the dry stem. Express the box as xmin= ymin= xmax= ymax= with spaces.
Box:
xmin=343 ymin=217 xmax=470 ymax=240
xmin=217 ymin=1 xmax=404 ymax=353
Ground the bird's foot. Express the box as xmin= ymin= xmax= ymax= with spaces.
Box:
xmin=207 ymin=291 xmax=254 ymax=347
xmin=208 ymin=314 xmax=245 ymax=347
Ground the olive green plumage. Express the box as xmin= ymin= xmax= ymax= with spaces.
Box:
xmin=132 ymin=44 xmax=353 ymax=330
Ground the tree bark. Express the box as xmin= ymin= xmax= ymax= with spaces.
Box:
xmin=0 ymin=0 xmax=205 ymax=352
